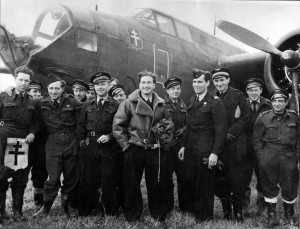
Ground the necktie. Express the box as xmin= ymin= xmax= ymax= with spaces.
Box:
xmin=53 ymin=100 xmax=59 ymax=109
xmin=252 ymin=101 xmax=257 ymax=114
xmin=97 ymin=99 xmax=103 ymax=107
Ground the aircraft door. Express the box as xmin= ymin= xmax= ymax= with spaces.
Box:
xmin=153 ymin=44 xmax=170 ymax=86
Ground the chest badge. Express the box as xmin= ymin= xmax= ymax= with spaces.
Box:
xmin=203 ymin=102 xmax=207 ymax=106
xmin=66 ymin=105 xmax=70 ymax=108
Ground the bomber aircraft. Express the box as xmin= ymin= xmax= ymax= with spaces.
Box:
xmin=0 ymin=5 xmax=299 ymax=103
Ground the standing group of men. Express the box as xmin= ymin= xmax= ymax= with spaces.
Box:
xmin=0 ymin=64 xmax=298 ymax=228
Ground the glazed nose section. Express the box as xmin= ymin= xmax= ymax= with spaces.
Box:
xmin=0 ymin=26 xmax=30 ymax=73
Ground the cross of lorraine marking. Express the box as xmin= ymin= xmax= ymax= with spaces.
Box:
xmin=130 ymin=30 xmax=140 ymax=46
xmin=9 ymin=141 xmax=24 ymax=166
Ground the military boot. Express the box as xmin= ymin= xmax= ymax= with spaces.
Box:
xmin=0 ymin=192 xmax=6 ymax=223
xmin=220 ymin=198 xmax=233 ymax=220
xmin=11 ymin=188 xmax=26 ymax=222
xmin=61 ymin=194 xmax=70 ymax=217
xmin=33 ymin=188 xmax=44 ymax=208
xmin=265 ymin=202 xmax=279 ymax=228
xmin=33 ymin=200 xmax=53 ymax=218
xmin=283 ymin=202 xmax=294 ymax=225
xmin=233 ymin=195 xmax=244 ymax=223
xmin=243 ymin=189 xmax=251 ymax=217
xmin=256 ymin=194 xmax=266 ymax=216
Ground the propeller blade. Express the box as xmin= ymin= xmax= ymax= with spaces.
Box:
xmin=216 ymin=20 xmax=282 ymax=56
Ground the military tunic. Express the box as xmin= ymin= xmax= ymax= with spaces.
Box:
xmin=0 ymin=90 xmax=40 ymax=191
xmin=244 ymin=97 xmax=272 ymax=196
xmin=40 ymin=92 xmax=82 ymax=202
xmin=77 ymin=96 xmax=121 ymax=216
xmin=164 ymin=97 xmax=187 ymax=212
xmin=253 ymin=109 xmax=299 ymax=203
xmin=182 ymin=92 xmax=227 ymax=221
xmin=213 ymin=87 xmax=250 ymax=202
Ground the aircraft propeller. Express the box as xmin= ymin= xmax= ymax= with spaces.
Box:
xmin=216 ymin=20 xmax=300 ymax=115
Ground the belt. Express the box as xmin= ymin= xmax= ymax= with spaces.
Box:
xmin=50 ymin=130 xmax=74 ymax=136
xmin=88 ymin=131 xmax=102 ymax=137
xmin=264 ymin=142 xmax=295 ymax=149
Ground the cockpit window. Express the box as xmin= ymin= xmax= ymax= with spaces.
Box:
xmin=175 ymin=21 xmax=193 ymax=42
xmin=35 ymin=7 xmax=71 ymax=47
xmin=156 ymin=14 xmax=176 ymax=36
xmin=135 ymin=10 xmax=157 ymax=28
xmin=77 ymin=29 xmax=97 ymax=52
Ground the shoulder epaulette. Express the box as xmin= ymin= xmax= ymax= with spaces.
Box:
xmin=287 ymin=109 xmax=298 ymax=115
xmin=260 ymin=110 xmax=271 ymax=116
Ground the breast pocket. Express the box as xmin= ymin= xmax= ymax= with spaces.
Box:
xmin=2 ymin=103 xmax=16 ymax=119
xmin=61 ymin=107 xmax=74 ymax=123
xmin=196 ymin=106 xmax=211 ymax=124
xmin=103 ymin=107 xmax=117 ymax=123
xmin=265 ymin=124 xmax=278 ymax=140
xmin=41 ymin=106 xmax=52 ymax=122
xmin=286 ymin=123 xmax=297 ymax=140
xmin=87 ymin=107 xmax=96 ymax=122
xmin=21 ymin=105 xmax=35 ymax=125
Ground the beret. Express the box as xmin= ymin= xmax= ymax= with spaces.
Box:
xmin=47 ymin=74 xmax=62 ymax=86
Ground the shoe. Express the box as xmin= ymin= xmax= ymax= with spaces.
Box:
xmin=265 ymin=202 xmax=279 ymax=228
xmin=33 ymin=200 xmax=53 ymax=218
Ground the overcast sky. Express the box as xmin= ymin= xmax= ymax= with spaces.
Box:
xmin=0 ymin=0 xmax=300 ymax=90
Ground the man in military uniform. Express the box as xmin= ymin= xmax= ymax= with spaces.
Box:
xmin=72 ymin=79 xmax=89 ymax=102
xmin=0 ymin=66 xmax=40 ymax=221
xmin=86 ymin=83 xmax=96 ymax=101
xmin=77 ymin=72 xmax=121 ymax=216
xmin=162 ymin=77 xmax=188 ymax=213
xmin=243 ymin=78 xmax=272 ymax=216
xmin=178 ymin=69 xmax=227 ymax=221
xmin=33 ymin=74 xmax=82 ymax=217
xmin=253 ymin=89 xmax=299 ymax=227
xmin=212 ymin=67 xmax=250 ymax=222
xmin=113 ymin=70 xmax=173 ymax=222
xmin=108 ymin=84 xmax=127 ymax=104
xmin=27 ymin=81 xmax=48 ymax=208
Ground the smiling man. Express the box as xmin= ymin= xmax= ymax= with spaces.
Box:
xmin=243 ymin=78 xmax=272 ymax=216
xmin=163 ymin=77 xmax=188 ymax=213
xmin=72 ymin=79 xmax=89 ymax=102
xmin=77 ymin=71 xmax=121 ymax=216
xmin=211 ymin=67 xmax=250 ymax=223
xmin=33 ymin=74 xmax=82 ymax=218
xmin=113 ymin=70 xmax=173 ymax=223
xmin=178 ymin=69 xmax=227 ymax=221
xmin=253 ymin=89 xmax=299 ymax=227
xmin=0 ymin=66 xmax=40 ymax=222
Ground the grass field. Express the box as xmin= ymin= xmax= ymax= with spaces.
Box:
xmin=1 ymin=174 xmax=298 ymax=229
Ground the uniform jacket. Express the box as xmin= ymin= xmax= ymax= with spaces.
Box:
xmin=113 ymin=89 xmax=172 ymax=151
xmin=246 ymin=96 xmax=272 ymax=132
xmin=39 ymin=92 xmax=82 ymax=134
xmin=253 ymin=109 xmax=300 ymax=156
xmin=77 ymin=96 xmax=119 ymax=158
xmin=213 ymin=86 xmax=250 ymax=138
xmin=164 ymin=96 xmax=187 ymax=142
xmin=0 ymin=89 xmax=40 ymax=134
xmin=182 ymin=92 xmax=227 ymax=156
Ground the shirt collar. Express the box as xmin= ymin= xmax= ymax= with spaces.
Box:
xmin=250 ymin=97 xmax=261 ymax=104
xmin=197 ymin=91 xmax=207 ymax=102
